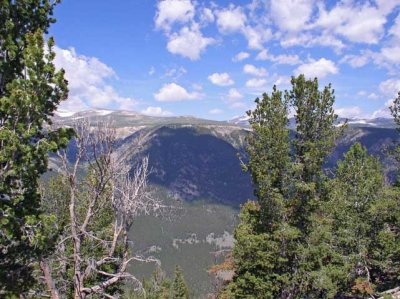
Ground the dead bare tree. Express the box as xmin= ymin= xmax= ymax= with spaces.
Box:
xmin=39 ymin=119 xmax=163 ymax=298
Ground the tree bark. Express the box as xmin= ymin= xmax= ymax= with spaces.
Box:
xmin=39 ymin=260 xmax=60 ymax=299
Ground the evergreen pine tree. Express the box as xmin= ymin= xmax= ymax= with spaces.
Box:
xmin=302 ymin=143 xmax=386 ymax=297
xmin=226 ymin=87 xmax=297 ymax=297
xmin=308 ymin=142 xmax=400 ymax=297
xmin=390 ymin=91 xmax=400 ymax=128
xmin=244 ymin=86 xmax=291 ymax=226
xmin=286 ymin=75 xmax=340 ymax=230
xmin=0 ymin=1 xmax=73 ymax=294
xmin=145 ymin=268 xmax=171 ymax=299
xmin=332 ymin=143 xmax=384 ymax=296
xmin=171 ymin=265 xmax=190 ymax=299
xmin=284 ymin=75 xmax=343 ymax=297
xmin=227 ymin=75 xmax=342 ymax=298
xmin=390 ymin=91 xmax=400 ymax=164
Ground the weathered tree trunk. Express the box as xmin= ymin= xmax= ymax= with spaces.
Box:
xmin=39 ymin=260 xmax=60 ymax=299
xmin=48 ymin=120 xmax=158 ymax=297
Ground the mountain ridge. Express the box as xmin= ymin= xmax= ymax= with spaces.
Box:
xmin=55 ymin=108 xmax=396 ymax=129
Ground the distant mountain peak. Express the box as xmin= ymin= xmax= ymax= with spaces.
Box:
xmin=228 ymin=115 xmax=250 ymax=126
xmin=55 ymin=108 xmax=113 ymax=117
xmin=53 ymin=108 xmax=231 ymax=128
xmin=55 ymin=108 xmax=140 ymax=118
xmin=228 ymin=114 xmax=395 ymax=128
xmin=55 ymin=109 xmax=76 ymax=117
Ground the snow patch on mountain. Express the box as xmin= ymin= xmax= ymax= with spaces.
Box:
xmin=55 ymin=110 xmax=76 ymax=117
xmin=229 ymin=115 xmax=395 ymax=128
xmin=348 ymin=119 xmax=377 ymax=126
xmin=228 ymin=115 xmax=250 ymax=125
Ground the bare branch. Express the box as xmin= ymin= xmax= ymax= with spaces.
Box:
xmin=41 ymin=118 xmax=162 ymax=298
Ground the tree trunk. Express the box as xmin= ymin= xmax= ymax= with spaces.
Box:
xmin=39 ymin=260 xmax=60 ymax=299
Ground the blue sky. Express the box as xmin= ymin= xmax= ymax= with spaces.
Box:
xmin=50 ymin=0 xmax=400 ymax=120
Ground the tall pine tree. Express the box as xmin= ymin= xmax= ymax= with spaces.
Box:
xmin=287 ymin=75 xmax=339 ymax=230
xmin=226 ymin=86 xmax=296 ymax=298
xmin=227 ymin=75 xmax=342 ymax=298
xmin=0 ymin=0 xmax=72 ymax=294
xmin=171 ymin=265 xmax=190 ymax=299
xmin=330 ymin=143 xmax=385 ymax=296
xmin=300 ymin=143 xmax=386 ymax=297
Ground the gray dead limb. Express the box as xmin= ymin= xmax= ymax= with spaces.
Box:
xmin=39 ymin=119 xmax=163 ymax=298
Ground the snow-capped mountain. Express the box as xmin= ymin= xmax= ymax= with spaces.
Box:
xmin=337 ymin=117 xmax=395 ymax=128
xmin=54 ymin=108 xmax=137 ymax=118
xmin=228 ymin=115 xmax=250 ymax=126
xmin=229 ymin=115 xmax=396 ymax=129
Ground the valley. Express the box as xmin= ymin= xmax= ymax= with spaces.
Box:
xmin=50 ymin=109 xmax=400 ymax=297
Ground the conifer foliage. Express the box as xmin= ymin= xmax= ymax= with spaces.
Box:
xmin=226 ymin=75 xmax=400 ymax=298
xmin=126 ymin=266 xmax=191 ymax=299
xmin=0 ymin=0 xmax=73 ymax=294
xmin=171 ymin=265 xmax=190 ymax=299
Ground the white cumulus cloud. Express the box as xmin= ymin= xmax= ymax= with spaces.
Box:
xmin=154 ymin=83 xmax=201 ymax=102
xmin=227 ymin=88 xmax=243 ymax=101
xmin=380 ymin=46 xmax=400 ymax=64
xmin=246 ymin=78 xmax=267 ymax=89
xmin=314 ymin=1 xmax=387 ymax=44
xmin=367 ymin=93 xmax=379 ymax=100
xmin=166 ymin=24 xmax=215 ymax=60
xmin=255 ymin=49 xmax=269 ymax=60
xmin=340 ymin=54 xmax=370 ymax=68
xmin=200 ymin=7 xmax=214 ymax=24
xmin=294 ymin=58 xmax=338 ymax=78
xmin=270 ymin=0 xmax=314 ymax=32
xmin=223 ymin=88 xmax=246 ymax=109
xmin=233 ymin=51 xmax=250 ymax=62
xmin=389 ymin=13 xmax=400 ymax=40
xmin=335 ymin=106 xmax=363 ymax=118
xmin=141 ymin=106 xmax=173 ymax=116
xmin=271 ymin=54 xmax=301 ymax=65
xmin=273 ymin=75 xmax=291 ymax=87
xmin=243 ymin=64 xmax=267 ymax=77
xmin=215 ymin=5 xmax=270 ymax=49
xmin=372 ymin=100 xmax=393 ymax=118
xmin=216 ymin=5 xmax=247 ymax=34
xmin=256 ymin=49 xmax=301 ymax=65
xmin=208 ymin=72 xmax=234 ymax=86
xmin=379 ymin=78 xmax=400 ymax=98
xmin=53 ymin=47 xmax=137 ymax=112
xmin=242 ymin=25 xmax=272 ymax=50
xmin=155 ymin=0 xmax=195 ymax=31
